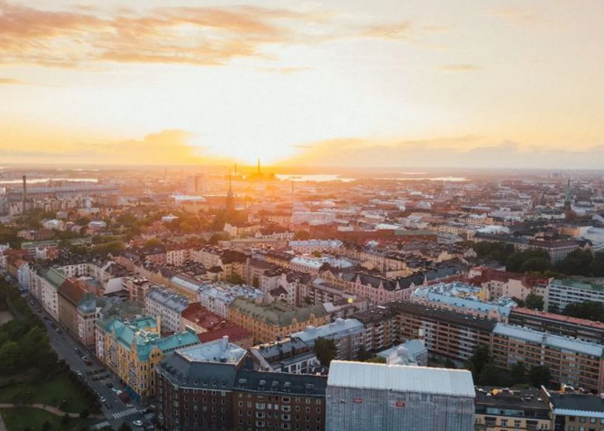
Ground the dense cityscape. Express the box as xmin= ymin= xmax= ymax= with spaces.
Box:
xmin=2 ymin=0 xmax=603 ymax=430
xmin=0 ymin=167 xmax=603 ymax=431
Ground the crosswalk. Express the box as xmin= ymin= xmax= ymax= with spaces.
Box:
xmin=112 ymin=407 xmax=139 ymax=419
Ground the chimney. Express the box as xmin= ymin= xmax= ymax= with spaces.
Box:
xmin=22 ymin=175 xmax=26 ymax=213
xmin=220 ymin=335 xmax=229 ymax=351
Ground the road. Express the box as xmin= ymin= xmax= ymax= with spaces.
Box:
xmin=3 ymin=273 xmax=154 ymax=431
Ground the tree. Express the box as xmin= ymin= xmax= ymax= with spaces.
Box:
xmin=0 ymin=340 xmax=19 ymax=374
xmin=79 ymin=408 xmax=89 ymax=419
xmin=42 ymin=420 xmax=52 ymax=431
xmin=61 ymin=413 xmax=71 ymax=426
xmin=510 ymin=362 xmax=527 ymax=384
xmin=252 ymin=275 xmax=260 ymax=288
xmin=478 ymin=364 xmax=510 ymax=387
xmin=529 ymin=365 xmax=551 ymax=387
xmin=466 ymin=344 xmax=491 ymax=381
xmin=444 ymin=358 xmax=457 ymax=369
xmin=144 ymin=238 xmax=164 ymax=248
xmin=524 ymin=293 xmax=544 ymax=311
xmin=118 ymin=423 xmax=133 ymax=431
xmin=564 ymin=301 xmax=604 ymax=322
xmin=521 ymin=258 xmax=553 ymax=273
xmin=313 ymin=337 xmax=337 ymax=367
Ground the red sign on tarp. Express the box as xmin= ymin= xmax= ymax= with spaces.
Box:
xmin=395 ymin=401 xmax=406 ymax=408
xmin=353 ymin=398 xmax=363 ymax=403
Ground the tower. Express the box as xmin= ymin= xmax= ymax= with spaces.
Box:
xmin=257 ymin=158 xmax=261 ymax=176
xmin=22 ymin=175 xmax=27 ymax=214
xmin=225 ymin=171 xmax=235 ymax=214
xmin=564 ymin=179 xmax=572 ymax=214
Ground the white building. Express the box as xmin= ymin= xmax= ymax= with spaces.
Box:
xmin=145 ymin=288 xmax=189 ymax=334
xmin=292 ymin=318 xmax=364 ymax=360
xmin=546 ymin=278 xmax=604 ymax=311
xmin=326 ymin=361 xmax=476 ymax=431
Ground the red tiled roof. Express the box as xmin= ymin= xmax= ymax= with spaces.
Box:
xmin=58 ymin=279 xmax=87 ymax=305
xmin=197 ymin=325 xmax=252 ymax=344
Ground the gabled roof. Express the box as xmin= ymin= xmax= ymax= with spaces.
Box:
xmin=40 ymin=267 xmax=67 ymax=289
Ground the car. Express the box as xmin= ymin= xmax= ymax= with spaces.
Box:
xmin=132 ymin=420 xmax=143 ymax=427
xmin=56 ymin=329 xmax=62 ymax=334
xmin=99 ymin=396 xmax=106 ymax=403
xmin=74 ymin=347 xmax=81 ymax=355
xmin=104 ymin=401 xmax=112 ymax=410
xmin=106 ymin=382 xmax=113 ymax=389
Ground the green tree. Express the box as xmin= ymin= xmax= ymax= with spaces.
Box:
xmin=42 ymin=420 xmax=52 ymax=431
xmin=61 ymin=413 xmax=71 ymax=426
xmin=529 ymin=365 xmax=551 ymax=387
xmin=478 ymin=364 xmax=510 ymax=387
xmin=510 ymin=362 xmax=527 ymax=384
xmin=79 ymin=408 xmax=89 ymax=419
xmin=524 ymin=293 xmax=544 ymax=311
xmin=0 ymin=340 xmax=19 ymax=374
xmin=564 ymin=301 xmax=604 ymax=322
xmin=466 ymin=344 xmax=491 ymax=381
xmin=521 ymin=257 xmax=553 ymax=273
xmin=144 ymin=238 xmax=164 ymax=248
xmin=444 ymin=358 xmax=457 ymax=369
xmin=118 ymin=423 xmax=133 ymax=431
xmin=313 ymin=337 xmax=337 ymax=367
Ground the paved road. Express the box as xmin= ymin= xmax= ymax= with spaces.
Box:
xmin=21 ymin=291 xmax=153 ymax=430
xmin=0 ymin=412 xmax=6 ymax=431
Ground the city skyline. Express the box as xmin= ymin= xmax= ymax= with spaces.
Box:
xmin=1 ymin=0 xmax=603 ymax=168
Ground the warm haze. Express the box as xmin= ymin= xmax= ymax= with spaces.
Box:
xmin=0 ymin=0 xmax=603 ymax=168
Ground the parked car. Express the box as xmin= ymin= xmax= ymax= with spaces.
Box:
xmin=104 ymin=401 xmax=112 ymax=410
xmin=106 ymin=382 xmax=114 ymax=389
xmin=132 ymin=420 xmax=143 ymax=427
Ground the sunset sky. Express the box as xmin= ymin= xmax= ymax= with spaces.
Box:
xmin=1 ymin=0 xmax=603 ymax=168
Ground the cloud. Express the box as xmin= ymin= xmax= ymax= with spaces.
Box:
xmin=281 ymin=136 xmax=604 ymax=169
xmin=0 ymin=1 xmax=449 ymax=68
xmin=0 ymin=77 xmax=27 ymax=85
xmin=439 ymin=64 xmax=482 ymax=72
xmin=0 ymin=129 xmax=231 ymax=165
xmin=491 ymin=7 xmax=538 ymax=25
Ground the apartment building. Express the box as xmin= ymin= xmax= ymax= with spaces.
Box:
xmin=250 ymin=338 xmax=319 ymax=374
xmin=352 ymin=306 xmax=398 ymax=352
xmin=95 ymin=316 xmax=199 ymax=400
xmin=544 ymin=388 xmax=604 ymax=431
xmin=57 ymin=278 xmax=97 ymax=347
xmin=145 ymin=288 xmax=189 ymax=334
xmin=491 ymin=323 xmax=604 ymax=393
xmin=156 ymin=340 xmax=327 ymax=431
xmin=546 ymin=279 xmax=604 ymax=312
xmin=123 ymin=275 xmax=159 ymax=305
xmin=475 ymin=387 xmax=552 ymax=431
xmin=227 ymin=299 xmax=328 ymax=343
xmin=389 ymin=302 xmax=496 ymax=362
xmin=509 ymin=307 xmax=604 ymax=345
xmin=292 ymin=318 xmax=364 ymax=360
xmin=198 ymin=283 xmax=265 ymax=318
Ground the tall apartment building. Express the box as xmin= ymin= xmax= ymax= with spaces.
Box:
xmin=546 ymin=278 xmax=604 ymax=311
xmin=352 ymin=306 xmax=398 ymax=352
xmin=543 ymin=388 xmax=604 ymax=431
xmin=57 ymin=278 xmax=97 ymax=347
xmin=389 ymin=301 xmax=496 ymax=361
xmin=145 ymin=288 xmax=189 ymax=334
xmin=491 ymin=323 xmax=604 ymax=393
xmin=292 ymin=318 xmax=364 ymax=360
xmin=156 ymin=339 xmax=327 ymax=431
xmin=326 ymin=361 xmax=475 ymax=431
xmin=509 ymin=307 xmax=604 ymax=344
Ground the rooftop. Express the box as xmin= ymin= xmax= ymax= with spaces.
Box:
xmin=177 ymin=337 xmax=247 ymax=365
xmin=291 ymin=318 xmax=363 ymax=346
xmin=146 ymin=287 xmax=189 ymax=313
xmin=511 ymin=307 xmax=604 ymax=331
xmin=493 ymin=323 xmax=604 ymax=357
xmin=549 ymin=391 xmax=604 ymax=418
xmin=475 ymin=386 xmax=550 ymax=411
xmin=327 ymin=361 xmax=475 ymax=397
xmin=229 ymin=298 xmax=327 ymax=327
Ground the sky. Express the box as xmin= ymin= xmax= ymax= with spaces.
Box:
xmin=0 ymin=0 xmax=603 ymax=169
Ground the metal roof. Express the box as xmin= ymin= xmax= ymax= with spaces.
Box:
xmin=327 ymin=361 xmax=475 ymax=397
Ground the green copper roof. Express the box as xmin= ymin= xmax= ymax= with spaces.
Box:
xmin=40 ymin=267 xmax=67 ymax=289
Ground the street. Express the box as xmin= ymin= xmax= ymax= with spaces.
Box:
xmin=11 ymin=280 xmax=154 ymax=430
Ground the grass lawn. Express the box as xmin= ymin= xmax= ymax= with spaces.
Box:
xmin=0 ymin=373 xmax=91 ymax=414
xmin=1 ymin=408 xmax=93 ymax=431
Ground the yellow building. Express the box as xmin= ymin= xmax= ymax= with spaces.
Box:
xmin=95 ymin=316 xmax=199 ymax=400
xmin=227 ymin=298 xmax=329 ymax=343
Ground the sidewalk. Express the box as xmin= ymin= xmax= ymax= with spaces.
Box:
xmin=0 ymin=412 xmax=7 ymax=431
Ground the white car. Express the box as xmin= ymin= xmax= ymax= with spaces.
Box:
xmin=132 ymin=420 xmax=143 ymax=427
xmin=99 ymin=396 xmax=106 ymax=403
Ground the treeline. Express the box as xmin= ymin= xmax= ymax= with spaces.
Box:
xmin=0 ymin=280 xmax=60 ymax=378
xmin=471 ymin=242 xmax=604 ymax=276
xmin=466 ymin=345 xmax=551 ymax=388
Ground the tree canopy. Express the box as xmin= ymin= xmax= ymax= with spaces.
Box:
xmin=313 ymin=337 xmax=337 ymax=367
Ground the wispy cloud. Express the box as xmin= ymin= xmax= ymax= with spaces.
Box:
xmin=260 ymin=67 xmax=312 ymax=74
xmin=0 ymin=77 xmax=27 ymax=85
xmin=439 ymin=64 xmax=482 ymax=72
xmin=0 ymin=1 xmax=450 ymax=68
xmin=492 ymin=7 xmax=538 ymax=25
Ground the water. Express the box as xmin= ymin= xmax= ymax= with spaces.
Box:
xmin=0 ymin=178 xmax=99 ymax=185
xmin=275 ymin=174 xmax=355 ymax=183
